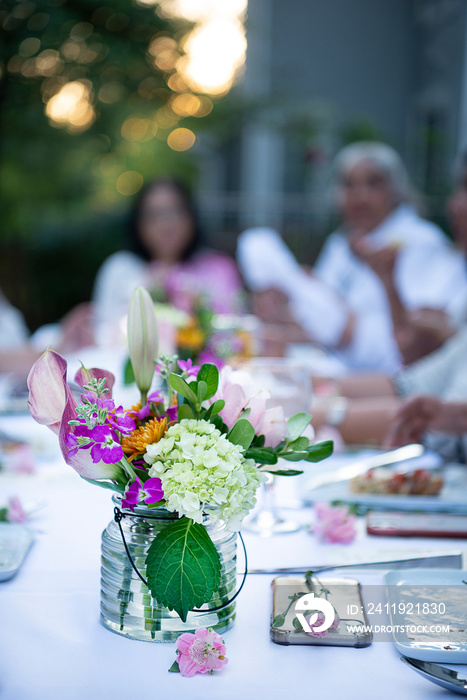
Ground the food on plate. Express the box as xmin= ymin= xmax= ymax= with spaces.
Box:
xmin=350 ymin=468 xmax=443 ymax=496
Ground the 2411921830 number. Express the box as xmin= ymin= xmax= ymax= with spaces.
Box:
xmin=363 ymin=602 xmax=446 ymax=616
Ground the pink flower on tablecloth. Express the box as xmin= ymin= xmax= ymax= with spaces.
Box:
xmin=175 ymin=627 xmax=228 ymax=677
xmin=305 ymin=610 xmax=340 ymax=638
xmin=314 ymin=502 xmax=357 ymax=544
xmin=3 ymin=444 xmax=36 ymax=475
xmin=7 ymin=496 xmax=27 ymax=523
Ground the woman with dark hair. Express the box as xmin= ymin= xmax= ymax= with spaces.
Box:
xmin=93 ymin=178 xmax=243 ymax=345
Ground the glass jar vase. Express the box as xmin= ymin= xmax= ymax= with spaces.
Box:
xmin=100 ymin=495 xmax=237 ymax=642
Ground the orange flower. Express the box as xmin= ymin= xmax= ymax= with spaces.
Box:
xmin=122 ymin=417 xmax=168 ymax=462
xmin=177 ymin=325 xmax=205 ymax=351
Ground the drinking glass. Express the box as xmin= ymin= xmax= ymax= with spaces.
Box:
xmin=241 ymin=358 xmax=312 ymax=536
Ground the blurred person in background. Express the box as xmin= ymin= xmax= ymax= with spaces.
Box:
xmin=358 ymin=150 xmax=467 ymax=364
xmin=93 ymin=178 xmax=243 ymax=346
xmin=237 ymin=142 xmax=466 ymax=373
xmin=310 ymin=321 xmax=467 ymax=461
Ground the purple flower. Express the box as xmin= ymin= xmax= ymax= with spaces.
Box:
xmin=178 ymin=358 xmax=200 ymax=377
xmin=65 ymin=432 xmax=80 ymax=458
xmin=89 ymin=425 xmax=123 ymax=464
xmin=107 ymin=406 xmax=135 ymax=434
xmin=28 ymin=349 xmax=123 ymax=481
xmin=197 ymin=349 xmax=224 ymax=369
xmin=82 ymin=392 xmax=114 ymax=411
xmin=129 ymin=391 xmax=164 ymax=420
xmin=165 ymin=405 xmax=178 ymax=423
xmin=65 ymin=422 xmax=92 ymax=457
xmin=121 ymin=476 xmax=164 ymax=511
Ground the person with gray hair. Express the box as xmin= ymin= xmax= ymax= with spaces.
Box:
xmin=237 ymin=141 xmax=466 ymax=374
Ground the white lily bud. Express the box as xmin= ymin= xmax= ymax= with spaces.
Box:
xmin=127 ymin=287 xmax=159 ymax=398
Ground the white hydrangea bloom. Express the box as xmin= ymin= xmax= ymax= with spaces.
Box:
xmin=144 ymin=419 xmax=265 ymax=529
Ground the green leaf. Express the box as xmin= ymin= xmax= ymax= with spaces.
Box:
xmin=205 ymin=399 xmax=225 ymax=418
xmin=177 ymin=403 xmax=195 ymax=420
xmin=168 ymin=373 xmax=198 ymax=406
xmin=272 ymin=614 xmax=286 ymax=627
xmin=210 ymin=414 xmax=228 ymax=433
xmin=197 ymin=380 xmax=208 ymax=403
xmin=305 ymin=440 xmax=334 ymax=462
xmin=145 ymin=517 xmax=221 ymax=622
xmin=287 ymin=436 xmax=309 ymax=451
xmin=292 ymin=616 xmax=303 ymax=631
xmin=168 ymin=660 xmax=180 ymax=674
xmin=197 ymin=363 xmax=219 ymax=399
xmin=280 ymin=451 xmax=309 ymax=461
xmin=252 ymin=434 xmax=265 ymax=448
xmin=80 ymin=477 xmax=125 ymax=493
xmin=287 ymin=412 xmax=312 ymax=441
xmin=244 ymin=447 xmax=278 ymax=465
xmin=264 ymin=468 xmax=304 ymax=476
xmin=227 ymin=418 xmax=255 ymax=450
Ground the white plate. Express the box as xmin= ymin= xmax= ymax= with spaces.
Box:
xmin=384 ymin=569 xmax=467 ymax=662
xmin=0 ymin=523 xmax=34 ymax=581
xmin=303 ymin=462 xmax=467 ymax=512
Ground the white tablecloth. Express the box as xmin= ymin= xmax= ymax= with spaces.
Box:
xmin=1 ymin=413 xmax=465 ymax=700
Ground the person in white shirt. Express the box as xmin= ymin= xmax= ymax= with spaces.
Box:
xmin=237 ymin=142 xmax=466 ymax=374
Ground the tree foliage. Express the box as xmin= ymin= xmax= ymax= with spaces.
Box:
xmin=0 ymin=0 xmax=202 ymax=326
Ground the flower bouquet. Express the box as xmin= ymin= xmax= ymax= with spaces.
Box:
xmin=27 ymin=287 xmax=332 ymax=641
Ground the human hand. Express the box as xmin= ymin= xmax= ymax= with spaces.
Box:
xmin=385 ymin=395 xmax=443 ymax=447
xmin=351 ymin=237 xmax=399 ymax=281
xmin=395 ymin=308 xmax=456 ymax=364
xmin=252 ymin=288 xmax=292 ymax=323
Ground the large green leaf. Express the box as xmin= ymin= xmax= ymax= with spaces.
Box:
xmin=244 ymin=447 xmax=278 ymax=465
xmin=145 ymin=517 xmax=221 ymax=622
xmin=204 ymin=399 xmax=225 ymax=419
xmin=197 ymin=364 xmax=219 ymax=400
xmin=168 ymin=373 xmax=198 ymax=406
xmin=305 ymin=440 xmax=334 ymax=462
xmin=197 ymin=380 xmax=208 ymax=403
xmin=287 ymin=412 xmax=312 ymax=441
xmin=227 ymin=418 xmax=255 ymax=450
xmin=177 ymin=403 xmax=195 ymax=420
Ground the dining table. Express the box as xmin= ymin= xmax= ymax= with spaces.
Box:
xmin=2 ymin=403 xmax=467 ymax=700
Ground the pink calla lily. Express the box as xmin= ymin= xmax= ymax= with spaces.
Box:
xmin=27 ymin=349 xmax=71 ymax=435
xmin=74 ymin=366 xmax=115 ymax=398
xmin=28 ymin=350 xmax=124 ymax=481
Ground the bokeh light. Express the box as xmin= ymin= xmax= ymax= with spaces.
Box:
xmin=116 ymin=171 xmax=144 ymax=195
xmin=121 ymin=116 xmax=158 ymax=141
xmin=146 ymin=0 xmax=247 ymax=96
xmin=178 ymin=19 xmax=246 ymax=94
xmin=167 ymin=127 xmax=196 ymax=151
xmin=45 ymin=81 xmax=96 ymax=132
